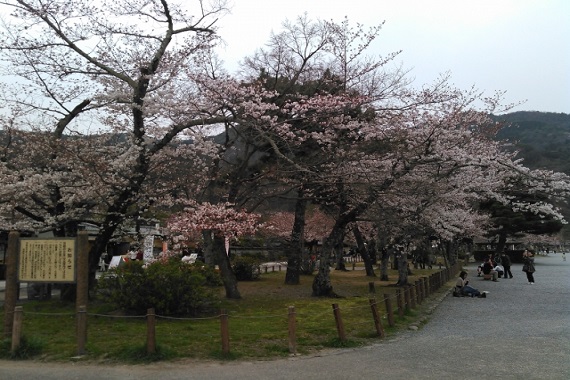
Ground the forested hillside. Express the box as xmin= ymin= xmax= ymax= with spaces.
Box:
xmin=493 ymin=111 xmax=570 ymax=240
xmin=493 ymin=111 xmax=570 ymax=174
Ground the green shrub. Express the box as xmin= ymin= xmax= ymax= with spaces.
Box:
xmin=232 ymin=255 xmax=261 ymax=281
xmin=97 ymin=258 xmax=221 ymax=317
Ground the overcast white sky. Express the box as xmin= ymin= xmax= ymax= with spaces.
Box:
xmin=215 ymin=0 xmax=570 ymax=114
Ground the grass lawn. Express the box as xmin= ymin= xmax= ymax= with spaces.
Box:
xmin=1 ymin=265 xmax=452 ymax=363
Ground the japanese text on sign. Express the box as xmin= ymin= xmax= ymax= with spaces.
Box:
xmin=19 ymin=239 xmax=76 ymax=282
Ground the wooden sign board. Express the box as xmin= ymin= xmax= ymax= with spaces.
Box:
xmin=18 ymin=238 xmax=76 ymax=283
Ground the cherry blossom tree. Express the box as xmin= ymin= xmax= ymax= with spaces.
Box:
xmin=237 ymin=15 xmax=409 ymax=288
xmin=166 ymin=201 xmax=260 ymax=298
xmin=261 ymin=207 xmax=334 ymax=278
xmin=234 ymin=15 xmax=529 ymax=295
xmin=3 ymin=2 xmax=568 ymax=303
xmin=479 ymin=168 xmax=569 ymax=253
xmin=358 ymin=105 xmax=570 ymax=286
xmin=0 ymin=0 xmax=233 ymax=291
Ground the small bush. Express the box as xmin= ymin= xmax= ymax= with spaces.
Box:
xmin=97 ymin=258 xmax=221 ymax=317
xmin=300 ymin=258 xmax=317 ymax=275
xmin=232 ymin=255 xmax=261 ymax=281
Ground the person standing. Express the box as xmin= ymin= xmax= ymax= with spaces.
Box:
xmin=563 ymin=252 xmax=567 ymax=261
xmin=501 ymin=251 xmax=513 ymax=279
xmin=522 ymin=250 xmax=536 ymax=284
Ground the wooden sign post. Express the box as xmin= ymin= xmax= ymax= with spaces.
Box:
xmin=3 ymin=231 xmax=89 ymax=339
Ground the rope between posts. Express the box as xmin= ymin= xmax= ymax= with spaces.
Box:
xmin=339 ymin=302 xmax=376 ymax=312
xmin=88 ymin=313 xmax=145 ymax=319
xmin=296 ymin=309 xmax=334 ymax=319
xmin=24 ymin=311 xmax=75 ymax=317
xmin=157 ymin=314 xmax=219 ymax=321
xmin=231 ymin=313 xmax=285 ymax=319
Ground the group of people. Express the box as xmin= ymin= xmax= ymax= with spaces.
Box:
xmin=455 ymin=249 xmax=538 ymax=298
xmin=476 ymin=251 xmax=514 ymax=281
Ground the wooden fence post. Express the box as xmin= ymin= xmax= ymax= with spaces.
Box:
xmin=415 ymin=280 xmax=423 ymax=304
xmin=384 ymin=294 xmax=395 ymax=327
xmin=369 ymin=298 xmax=384 ymax=338
xmin=331 ymin=303 xmax=346 ymax=342
xmin=146 ymin=308 xmax=156 ymax=355
xmin=288 ymin=306 xmax=297 ymax=354
xmin=76 ymin=305 xmax=87 ymax=356
xmin=368 ymin=282 xmax=376 ymax=294
xmin=76 ymin=232 xmax=89 ymax=312
xmin=3 ymin=231 xmax=19 ymax=339
xmin=396 ymin=289 xmax=404 ymax=317
xmin=404 ymin=286 xmax=411 ymax=312
xmin=10 ymin=306 xmax=23 ymax=354
xmin=409 ymin=285 xmax=416 ymax=309
xmin=220 ymin=309 xmax=230 ymax=354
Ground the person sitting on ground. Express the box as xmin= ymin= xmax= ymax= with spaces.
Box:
xmin=482 ymin=256 xmax=499 ymax=281
xmin=455 ymin=271 xmax=486 ymax=298
xmin=493 ymin=263 xmax=504 ymax=278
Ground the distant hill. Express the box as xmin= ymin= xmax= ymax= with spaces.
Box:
xmin=492 ymin=111 xmax=570 ymax=174
xmin=492 ymin=111 xmax=570 ymax=235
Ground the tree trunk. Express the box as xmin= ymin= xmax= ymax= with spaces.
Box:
xmin=312 ymin=228 xmax=343 ymax=297
xmin=396 ymin=247 xmax=409 ymax=286
xmin=285 ymin=189 xmax=306 ymax=285
xmin=496 ymin=231 xmax=508 ymax=254
xmin=352 ymin=224 xmax=375 ymax=277
xmin=312 ymin=258 xmax=335 ymax=297
xmin=368 ymin=238 xmax=378 ymax=264
xmin=380 ymin=247 xmax=390 ymax=281
xmin=202 ymin=230 xmax=215 ymax=267
xmin=213 ymin=235 xmax=241 ymax=299
xmin=311 ymin=186 xmax=375 ymax=296
xmin=440 ymin=239 xmax=458 ymax=268
xmin=334 ymin=237 xmax=347 ymax=271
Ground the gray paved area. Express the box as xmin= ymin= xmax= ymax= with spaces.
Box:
xmin=1 ymin=254 xmax=569 ymax=379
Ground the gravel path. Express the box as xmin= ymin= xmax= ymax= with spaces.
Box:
xmin=1 ymin=255 xmax=569 ymax=379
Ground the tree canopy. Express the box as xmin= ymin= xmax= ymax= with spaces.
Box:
xmin=1 ymin=1 xmax=569 ymax=299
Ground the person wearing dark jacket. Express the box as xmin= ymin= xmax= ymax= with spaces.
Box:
xmin=501 ymin=251 xmax=513 ymax=279
xmin=522 ymin=250 xmax=536 ymax=284
xmin=482 ymin=256 xmax=499 ymax=281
